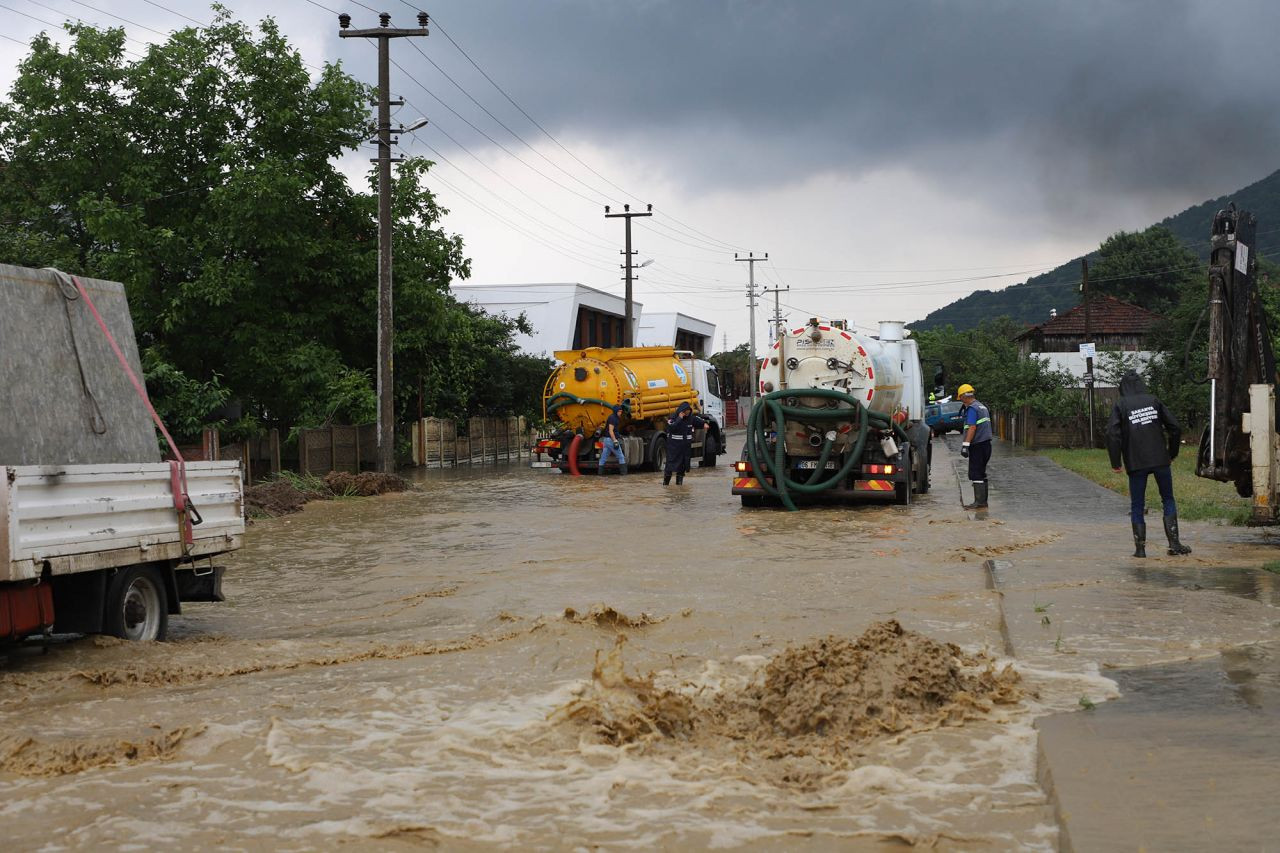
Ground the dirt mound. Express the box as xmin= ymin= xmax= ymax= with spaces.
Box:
xmin=555 ymin=620 xmax=1024 ymax=786
xmin=563 ymin=605 xmax=664 ymax=629
xmin=324 ymin=471 xmax=409 ymax=497
xmin=244 ymin=479 xmax=331 ymax=517
xmin=243 ymin=472 xmax=409 ymax=517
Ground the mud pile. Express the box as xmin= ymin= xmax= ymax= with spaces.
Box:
xmin=557 ymin=620 xmax=1024 ymax=786
xmin=243 ymin=479 xmax=331 ymax=516
xmin=244 ymin=472 xmax=409 ymax=517
xmin=323 ymin=471 xmax=409 ymax=497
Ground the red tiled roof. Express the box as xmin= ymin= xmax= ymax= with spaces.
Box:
xmin=1015 ymin=294 xmax=1160 ymax=339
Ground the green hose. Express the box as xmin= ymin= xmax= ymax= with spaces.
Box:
xmin=546 ymin=393 xmax=630 ymax=418
xmin=744 ymin=388 xmax=908 ymax=511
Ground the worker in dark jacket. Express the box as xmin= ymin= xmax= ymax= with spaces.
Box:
xmin=1106 ymin=370 xmax=1191 ymax=557
xmin=663 ymin=401 xmax=706 ymax=485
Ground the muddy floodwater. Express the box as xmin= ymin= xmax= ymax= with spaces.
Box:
xmin=3 ymin=434 xmax=1278 ymax=849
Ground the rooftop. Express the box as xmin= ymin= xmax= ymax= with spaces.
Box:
xmin=1016 ymin=294 xmax=1161 ymax=339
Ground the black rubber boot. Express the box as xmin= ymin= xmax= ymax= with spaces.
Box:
xmin=1131 ymin=521 xmax=1146 ymax=558
xmin=620 ymin=464 xmax=628 ymax=476
xmin=676 ymin=473 xmax=684 ymax=485
xmin=1164 ymin=515 xmax=1192 ymax=555
xmin=663 ymin=472 xmax=671 ymax=485
xmin=963 ymin=481 xmax=988 ymax=509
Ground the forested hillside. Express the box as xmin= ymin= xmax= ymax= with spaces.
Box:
xmin=914 ymin=168 xmax=1280 ymax=330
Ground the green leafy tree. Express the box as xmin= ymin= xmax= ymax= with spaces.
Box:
xmin=0 ymin=13 xmax=543 ymax=437
xmin=710 ymin=342 xmax=752 ymax=398
xmin=913 ymin=318 xmax=1079 ymax=416
xmin=1091 ymin=226 xmax=1202 ymax=314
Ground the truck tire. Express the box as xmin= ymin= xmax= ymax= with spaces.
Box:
xmin=700 ymin=433 xmax=719 ymax=467
xmin=917 ymin=440 xmax=932 ymax=494
xmin=894 ymin=445 xmax=912 ymax=506
xmin=651 ymin=435 xmax=667 ymax=473
xmin=104 ymin=565 xmax=168 ymax=642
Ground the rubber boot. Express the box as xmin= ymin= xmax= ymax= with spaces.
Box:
xmin=676 ymin=472 xmax=684 ymax=485
xmin=963 ymin=481 xmax=988 ymax=509
xmin=1131 ymin=522 xmax=1146 ymax=558
xmin=663 ymin=472 xmax=671 ymax=485
xmin=620 ymin=463 xmax=628 ymax=476
xmin=1164 ymin=515 xmax=1192 ymax=555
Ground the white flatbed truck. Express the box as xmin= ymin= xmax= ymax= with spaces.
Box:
xmin=0 ymin=264 xmax=245 ymax=642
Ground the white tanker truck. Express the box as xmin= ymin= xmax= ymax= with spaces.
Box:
xmin=731 ymin=319 xmax=932 ymax=509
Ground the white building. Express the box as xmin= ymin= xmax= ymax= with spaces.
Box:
xmin=450 ymin=283 xmax=715 ymax=358
xmin=636 ymin=312 xmax=715 ymax=357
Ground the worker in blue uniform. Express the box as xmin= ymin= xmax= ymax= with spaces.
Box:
xmin=957 ymin=383 xmax=992 ymax=509
xmin=663 ymin=401 xmax=707 ymax=485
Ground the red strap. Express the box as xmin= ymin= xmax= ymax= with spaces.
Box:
xmin=68 ymin=273 xmax=194 ymax=547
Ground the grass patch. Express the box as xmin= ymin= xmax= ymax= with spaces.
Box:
xmin=1037 ymin=448 xmax=1253 ymax=525
xmin=1262 ymin=561 xmax=1280 ymax=575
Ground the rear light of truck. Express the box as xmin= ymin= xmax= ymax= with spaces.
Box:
xmin=535 ymin=439 xmax=559 ymax=451
xmin=862 ymin=464 xmax=895 ymax=474
xmin=734 ymin=460 xmax=751 ymax=473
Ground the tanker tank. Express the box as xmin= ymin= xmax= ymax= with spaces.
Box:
xmin=543 ymin=346 xmax=698 ymax=434
xmin=537 ymin=346 xmax=725 ymax=475
xmin=733 ymin=318 xmax=931 ymax=509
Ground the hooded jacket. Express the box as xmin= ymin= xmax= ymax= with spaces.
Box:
xmin=1106 ymin=371 xmax=1181 ymax=473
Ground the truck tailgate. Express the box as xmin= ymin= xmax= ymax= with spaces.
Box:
xmin=2 ymin=461 xmax=244 ymax=582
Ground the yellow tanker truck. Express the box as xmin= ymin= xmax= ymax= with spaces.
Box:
xmin=537 ymin=346 xmax=726 ymax=473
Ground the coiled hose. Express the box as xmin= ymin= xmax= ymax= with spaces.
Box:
xmin=745 ymin=388 xmax=908 ymax=511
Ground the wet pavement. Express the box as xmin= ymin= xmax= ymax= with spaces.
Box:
xmin=1 ymin=431 xmax=1279 ymax=849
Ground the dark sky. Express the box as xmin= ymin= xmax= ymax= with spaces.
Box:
xmin=7 ymin=0 xmax=1280 ymax=339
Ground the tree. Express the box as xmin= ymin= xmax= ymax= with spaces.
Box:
xmin=1090 ymin=226 xmax=1202 ymax=314
xmin=710 ymin=343 xmax=752 ymax=398
xmin=913 ymin=319 xmax=1078 ymax=416
xmin=0 ymin=14 xmax=543 ymax=437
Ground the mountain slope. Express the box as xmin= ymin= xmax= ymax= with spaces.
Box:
xmin=913 ymin=168 xmax=1280 ymax=330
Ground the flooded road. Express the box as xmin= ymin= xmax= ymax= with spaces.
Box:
xmin=2 ymin=433 xmax=1278 ymax=849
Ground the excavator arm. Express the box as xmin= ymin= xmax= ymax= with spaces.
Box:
xmin=1197 ymin=205 xmax=1280 ymax=520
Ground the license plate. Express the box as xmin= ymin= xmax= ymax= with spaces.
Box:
xmin=795 ymin=460 xmax=837 ymax=470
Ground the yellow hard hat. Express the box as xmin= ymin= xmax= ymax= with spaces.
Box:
xmin=957 ymin=383 xmax=975 ymax=397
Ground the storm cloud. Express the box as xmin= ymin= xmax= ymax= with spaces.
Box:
xmin=417 ymin=0 xmax=1280 ymax=213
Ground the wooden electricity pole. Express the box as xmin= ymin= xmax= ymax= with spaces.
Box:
xmin=338 ymin=11 xmax=429 ymax=473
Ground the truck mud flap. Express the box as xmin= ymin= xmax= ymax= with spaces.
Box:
xmin=176 ymin=565 xmax=225 ymax=603
xmin=0 ymin=582 xmax=54 ymax=641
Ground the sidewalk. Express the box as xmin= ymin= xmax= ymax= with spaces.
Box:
xmin=947 ymin=437 xmax=1280 ymax=850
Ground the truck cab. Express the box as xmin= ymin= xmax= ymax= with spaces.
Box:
xmin=680 ymin=352 xmax=726 ymax=431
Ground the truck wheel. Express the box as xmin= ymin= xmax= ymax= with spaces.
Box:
xmin=700 ymin=434 xmax=719 ymax=467
xmin=652 ymin=437 xmax=667 ymax=473
xmin=917 ymin=441 xmax=932 ymax=494
xmin=104 ymin=565 xmax=168 ymax=642
xmin=894 ymin=445 xmax=912 ymax=506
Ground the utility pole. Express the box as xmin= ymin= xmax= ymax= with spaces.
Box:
xmin=762 ymin=284 xmax=789 ymax=347
xmin=338 ymin=11 xmax=430 ymax=474
xmin=605 ymin=204 xmax=652 ymax=347
xmin=736 ymin=252 xmax=767 ymax=409
xmin=1082 ymin=258 xmax=1095 ymax=447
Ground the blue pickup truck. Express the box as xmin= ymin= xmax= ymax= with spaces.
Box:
xmin=924 ymin=400 xmax=965 ymax=435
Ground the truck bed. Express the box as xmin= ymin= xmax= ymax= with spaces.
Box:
xmin=1 ymin=461 xmax=244 ymax=582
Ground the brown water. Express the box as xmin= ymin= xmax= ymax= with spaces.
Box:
xmin=0 ymin=441 xmax=1159 ymax=850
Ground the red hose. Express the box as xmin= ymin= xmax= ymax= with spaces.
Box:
xmin=567 ymin=434 xmax=583 ymax=476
